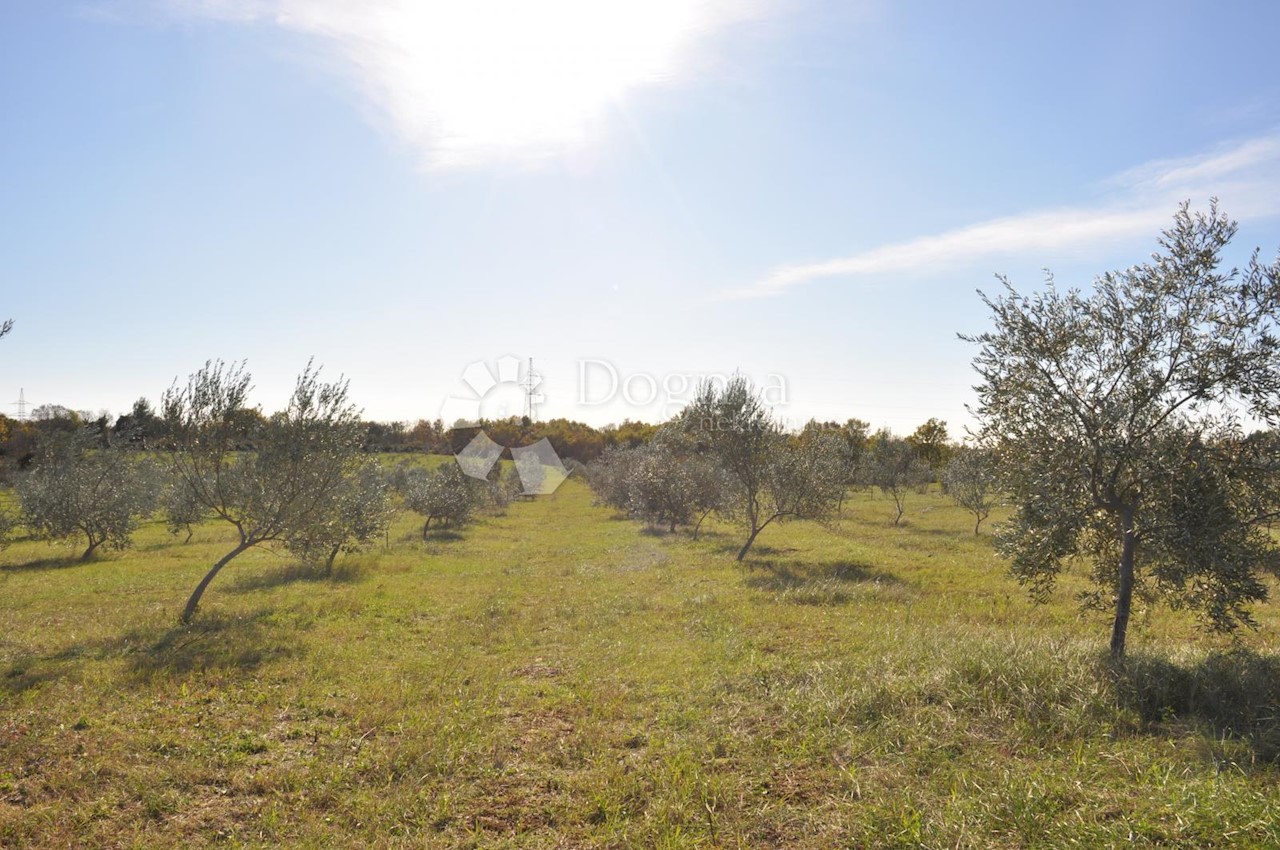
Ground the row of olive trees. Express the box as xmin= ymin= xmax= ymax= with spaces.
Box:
xmin=584 ymin=197 xmax=1280 ymax=669
xmin=0 ymin=360 xmax=460 ymax=624
xmin=807 ymin=418 xmax=983 ymax=529
xmin=640 ymin=200 xmax=1280 ymax=665
xmin=172 ymin=201 xmax=1280 ymax=662
xmin=0 ymin=428 xmax=336 ymax=564
xmin=391 ymin=457 xmax=522 ymax=539
xmin=589 ymin=431 xmax=734 ymax=538
xmin=588 ymin=377 xmax=851 ymax=560
xmin=8 ymin=202 xmax=1278 ymax=662
xmin=588 ymin=389 xmax=982 ymax=552
xmin=162 ymin=361 xmax=530 ymax=621
xmin=1 ymin=425 xmax=402 ymax=573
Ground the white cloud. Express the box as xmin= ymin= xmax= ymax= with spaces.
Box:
xmin=162 ymin=0 xmax=771 ymax=169
xmin=1109 ymin=135 xmax=1280 ymax=195
xmin=726 ymin=132 xmax=1280 ymax=300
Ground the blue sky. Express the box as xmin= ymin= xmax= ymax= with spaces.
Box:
xmin=3 ymin=0 xmax=1279 ymax=436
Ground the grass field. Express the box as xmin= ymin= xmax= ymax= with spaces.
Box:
xmin=3 ymin=471 xmax=1280 ymax=848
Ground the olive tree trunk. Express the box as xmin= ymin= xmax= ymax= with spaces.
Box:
xmin=181 ymin=540 xmax=255 ymax=624
xmin=80 ymin=535 xmax=103 ymax=562
xmin=1109 ymin=507 xmax=1138 ymax=660
xmin=736 ymin=515 xmax=779 ymax=562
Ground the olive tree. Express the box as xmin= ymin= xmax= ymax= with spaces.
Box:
xmin=799 ymin=419 xmax=869 ymax=513
xmin=965 ymin=202 xmax=1280 ymax=659
xmin=483 ymin=461 xmax=522 ymax=510
xmin=586 ymin=437 xmax=734 ymax=538
xmin=834 ymin=419 xmax=870 ymax=510
xmin=862 ymin=430 xmax=933 ymax=526
xmin=287 ymin=460 xmax=393 ymax=573
xmin=681 ymin=376 xmax=845 ymax=560
xmin=15 ymin=431 xmax=160 ymax=560
xmin=942 ymin=448 xmax=997 ymax=535
xmin=163 ymin=360 xmax=366 ymax=623
xmin=586 ymin=446 xmax=643 ymax=512
xmin=625 ymin=440 xmax=695 ymax=532
xmin=163 ymin=475 xmax=205 ymax=543
xmin=686 ymin=453 xmax=736 ymax=540
xmin=402 ymin=461 xmax=475 ymax=537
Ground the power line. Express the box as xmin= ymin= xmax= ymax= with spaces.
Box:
xmin=521 ymin=358 xmax=544 ymax=421
xmin=11 ymin=388 xmax=28 ymax=420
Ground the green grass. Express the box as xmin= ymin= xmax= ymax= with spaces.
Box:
xmin=2 ymin=474 xmax=1280 ymax=847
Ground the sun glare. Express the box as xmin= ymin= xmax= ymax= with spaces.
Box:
xmin=266 ymin=0 xmax=739 ymax=168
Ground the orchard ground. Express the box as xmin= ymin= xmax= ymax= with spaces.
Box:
xmin=2 ymin=470 xmax=1280 ymax=848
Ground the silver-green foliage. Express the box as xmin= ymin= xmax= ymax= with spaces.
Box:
xmin=942 ymin=448 xmax=998 ymax=535
xmin=862 ymin=430 xmax=933 ymax=526
xmin=627 ymin=436 xmax=697 ymax=532
xmin=680 ymin=376 xmax=845 ymax=560
xmin=163 ymin=359 xmax=366 ymax=622
xmin=163 ymin=474 xmax=206 ymax=542
xmin=587 ymin=435 xmax=735 ymax=538
xmin=401 ymin=461 xmax=476 ymax=537
xmin=586 ymin=446 xmax=643 ymax=512
xmin=15 ymin=431 xmax=160 ymax=560
xmin=0 ymin=502 xmax=16 ymax=550
xmin=286 ymin=460 xmax=393 ymax=572
xmin=965 ymin=201 xmax=1280 ymax=658
xmin=483 ymin=461 xmax=522 ymax=510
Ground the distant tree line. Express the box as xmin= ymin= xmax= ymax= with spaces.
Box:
xmin=0 ymin=361 xmax=539 ymax=620
xmin=0 ymin=406 xmax=657 ymax=478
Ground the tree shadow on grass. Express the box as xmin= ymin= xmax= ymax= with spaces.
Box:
xmin=828 ymin=512 xmax=923 ymax=533
xmin=906 ymin=524 xmax=994 ymax=541
xmin=0 ymin=554 xmax=86 ymax=573
xmin=137 ymin=536 xmax=198 ymax=552
xmin=225 ymin=559 xmax=369 ymax=594
xmin=602 ymin=510 xmax=636 ymax=522
xmin=1 ymin=607 xmax=297 ymax=695
xmin=391 ymin=526 xmax=468 ymax=545
xmin=1116 ymin=649 xmax=1280 ymax=764
xmin=742 ymin=558 xmax=909 ymax=606
xmin=712 ymin=540 xmax=802 ymax=558
xmin=127 ymin=609 xmax=299 ymax=681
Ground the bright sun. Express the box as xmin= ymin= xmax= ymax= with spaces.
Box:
xmin=257 ymin=0 xmax=753 ymax=168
